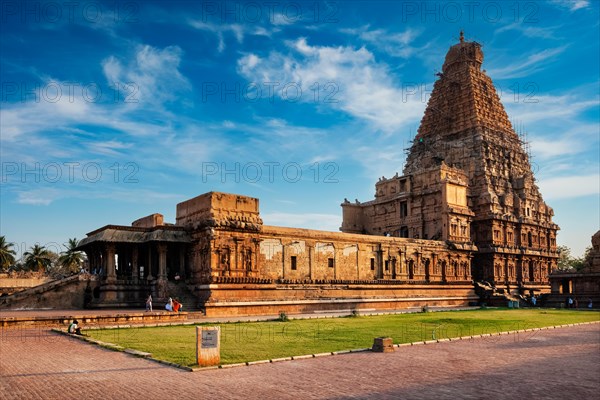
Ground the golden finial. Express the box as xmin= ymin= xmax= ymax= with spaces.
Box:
xmin=459 ymin=30 xmax=464 ymax=43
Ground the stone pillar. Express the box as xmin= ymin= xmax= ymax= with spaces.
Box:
xmin=158 ymin=243 xmax=167 ymax=279
xmin=355 ymin=244 xmax=360 ymax=280
xmin=281 ymin=241 xmax=286 ymax=279
xmin=431 ymin=253 xmax=438 ymax=282
xmin=147 ymin=246 xmax=154 ymax=280
xmin=307 ymin=242 xmax=315 ymax=281
xmin=376 ymin=244 xmax=383 ymax=280
xmin=157 ymin=243 xmax=168 ymax=299
xmin=105 ymin=243 xmax=116 ymax=282
xmin=333 ymin=244 xmax=337 ymax=280
xmin=233 ymin=238 xmax=240 ymax=276
xmin=253 ymin=239 xmax=260 ymax=275
xmin=398 ymin=249 xmax=405 ymax=279
xmin=179 ymin=246 xmax=186 ymax=278
xmin=132 ymin=246 xmax=139 ymax=283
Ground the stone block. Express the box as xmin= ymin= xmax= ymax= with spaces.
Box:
xmin=196 ymin=326 xmax=220 ymax=367
xmin=372 ymin=337 xmax=394 ymax=353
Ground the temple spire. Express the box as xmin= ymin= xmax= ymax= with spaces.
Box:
xmin=459 ymin=30 xmax=464 ymax=43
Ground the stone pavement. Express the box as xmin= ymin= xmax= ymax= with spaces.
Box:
xmin=1 ymin=323 xmax=598 ymax=399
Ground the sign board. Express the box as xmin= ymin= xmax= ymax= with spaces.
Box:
xmin=197 ymin=326 xmax=220 ymax=366
xmin=202 ymin=330 xmax=218 ymax=348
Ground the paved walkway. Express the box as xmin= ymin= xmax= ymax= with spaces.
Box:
xmin=1 ymin=323 xmax=598 ymax=399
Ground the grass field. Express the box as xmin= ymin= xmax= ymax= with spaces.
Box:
xmin=86 ymin=309 xmax=600 ymax=367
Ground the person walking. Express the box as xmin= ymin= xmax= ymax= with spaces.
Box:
xmin=145 ymin=294 xmax=153 ymax=312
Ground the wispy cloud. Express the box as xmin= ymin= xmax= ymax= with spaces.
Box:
xmin=101 ymin=45 xmax=190 ymax=107
xmin=495 ymin=22 xmax=561 ymax=39
xmin=538 ymin=174 xmax=599 ymax=199
xmin=340 ymin=25 xmax=423 ymax=58
xmin=548 ymin=0 xmax=591 ymax=11
xmin=503 ymin=93 xmax=599 ymax=125
xmin=188 ymin=20 xmax=272 ymax=52
xmin=237 ymin=38 xmax=427 ymax=133
xmin=13 ymin=187 xmax=183 ymax=206
xmin=487 ymin=46 xmax=568 ymax=79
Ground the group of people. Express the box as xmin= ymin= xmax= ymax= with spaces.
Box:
xmin=565 ymin=297 xmax=593 ymax=309
xmin=165 ymin=297 xmax=182 ymax=312
xmin=145 ymin=294 xmax=182 ymax=313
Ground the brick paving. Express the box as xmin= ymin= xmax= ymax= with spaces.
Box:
xmin=0 ymin=324 xmax=599 ymax=399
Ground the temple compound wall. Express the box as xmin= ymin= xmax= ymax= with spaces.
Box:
xmin=180 ymin=193 xmax=477 ymax=316
xmin=77 ymin=192 xmax=477 ymax=315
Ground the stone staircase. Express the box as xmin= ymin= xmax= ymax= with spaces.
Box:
xmin=154 ymin=281 xmax=203 ymax=312
xmin=474 ymin=281 xmax=527 ymax=307
xmin=0 ymin=274 xmax=92 ymax=309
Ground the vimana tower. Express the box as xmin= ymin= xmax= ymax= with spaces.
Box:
xmin=341 ymin=32 xmax=559 ymax=296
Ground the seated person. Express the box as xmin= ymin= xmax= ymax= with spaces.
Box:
xmin=165 ymin=297 xmax=173 ymax=312
xmin=173 ymin=299 xmax=182 ymax=312
xmin=68 ymin=319 xmax=83 ymax=335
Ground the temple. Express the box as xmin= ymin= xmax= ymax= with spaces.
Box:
xmin=72 ymin=33 xmax=558 ymax=315
xmin=341 ymin=32 xmax=559 ymax=298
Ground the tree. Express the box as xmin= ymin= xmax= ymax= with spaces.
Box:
xmin=557 ymin=245 xmax=573 ymax=271
xmin=23 ymin=244 xmax=53 ymax=272
xmin=58 ymin=238 xmax=85 ymax=274
xmin=572 ymin=246 xmax=593 ymax=272
xmin=557 ymin=245 xmax=592 ymax=272
xmin=0 ymin=236 xmax=17 ymax=271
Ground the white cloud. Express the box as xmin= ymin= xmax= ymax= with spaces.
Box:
xmin=495 ymin=22 xmax=560 ymax=39
xmin=503 ymin=93 xmax=599 ymax=126
xmin=15 ymin=188 xmax=62 ymax=205
xmin=188 ymin=20 xmax=271 ymax=52
xmin=487 ymin=46 xmax=568 ymax=79
xmin=549 ymin=0 xmax=591 ymax=11
xmin=271 ymin=13 xmax=294 ymax=26
xmin=528 ymin=123 xmax=599 ymax=159
xmin=237 ymin=38 xmax=426 ymax=133
xmin=537 ymin=174 xmax=600 ymax=199
xmin=87 ymin=140 xmax=133 ymax=157
xmin=101 ymin=45 xmax=189 ymax=106
xmin=340 ymin=26 xmax=423 ymax=58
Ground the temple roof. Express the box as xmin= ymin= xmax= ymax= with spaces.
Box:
xmin=76 ymin=225 xmax=191 ymax=249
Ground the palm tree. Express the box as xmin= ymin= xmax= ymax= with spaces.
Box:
xmin=58 ymin=238 xmax=85 ymax=273
xmin=0 ymin=236 xmax=17 ymax=271
xmin=23 ymin=244 xmax=53 ymax=272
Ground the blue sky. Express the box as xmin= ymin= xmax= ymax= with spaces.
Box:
xmin=1 ymin=0 xmax=598 ymax=259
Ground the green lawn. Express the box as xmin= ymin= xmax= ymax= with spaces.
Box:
xmin=86 ymin=309 xmax=600 ymax=367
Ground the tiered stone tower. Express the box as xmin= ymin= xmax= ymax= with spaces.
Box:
xmin=341 ymin=32 xmax=559 ymax=294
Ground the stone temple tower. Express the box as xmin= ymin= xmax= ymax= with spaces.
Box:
xmin=341 ymin=32 xmax=559 ymax=294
